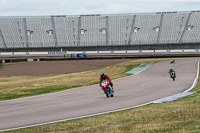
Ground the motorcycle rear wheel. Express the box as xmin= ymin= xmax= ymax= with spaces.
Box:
xmin=111 ymin=93 xmax=114 ymax=97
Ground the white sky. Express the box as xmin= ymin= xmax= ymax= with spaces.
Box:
xmin=0 ymin=0 xmax=200 ymax=16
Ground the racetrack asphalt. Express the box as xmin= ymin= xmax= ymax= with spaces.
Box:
xmin=0 ymin=59 xmax=199 ymax=131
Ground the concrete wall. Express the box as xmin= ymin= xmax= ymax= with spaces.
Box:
xmin=1 ymin=43 xmax=200 ymax=51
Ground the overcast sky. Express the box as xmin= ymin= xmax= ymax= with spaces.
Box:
xmin=0 ymin=0 xmax=200 ymax=16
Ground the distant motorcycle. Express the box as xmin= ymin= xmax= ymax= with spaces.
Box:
xmin=100 ymin=80 xmax=114 ymax=98
xmin=170 ymin=60 xmax=175 ymax=64
xmin=169 ymin=70 xmax=176 ymax=81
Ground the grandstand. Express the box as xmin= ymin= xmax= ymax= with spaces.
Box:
xmin=0 ymin=10 xmax=200 ymax=51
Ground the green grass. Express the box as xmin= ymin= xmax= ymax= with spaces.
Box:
xmin=21 ymin=85 xmax=81 ymax=94
xmin=0 ymin=63 xmax=3 ymax=69
xmin=0 ymin=63 xmax=8 ymax=69
xmin=0 ymin=85 xmax=81 ymax=100
xmin=0 ymin=62 xmax=23 ymax=69
xmin=2 ymin=59 xmax=200 ymax=133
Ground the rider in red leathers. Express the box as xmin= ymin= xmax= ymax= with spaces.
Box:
xmin=99 ymin=72 xmax=114 ymax=92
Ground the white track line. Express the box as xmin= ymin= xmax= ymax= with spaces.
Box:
xmin=183 ymin=62 xmax=199 ymax=92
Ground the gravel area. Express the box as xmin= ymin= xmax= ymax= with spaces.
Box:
xmin=0 ymin=59 xmax=131 ymax=76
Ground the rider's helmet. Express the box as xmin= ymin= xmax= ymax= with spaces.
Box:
xmin=100 ymin=72 xmax=106 ymax=79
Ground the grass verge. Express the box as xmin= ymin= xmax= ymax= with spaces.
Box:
xmin=0 ymin=85 xmax=80 ymax=100
xmin=0 ymin=62 xmax=12 ymax=69
xmin=3 ymin=61 xmax=200 ymax=132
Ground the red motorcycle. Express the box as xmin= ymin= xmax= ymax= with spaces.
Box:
xmin=100 ymin=80 xmax=114 ymax=98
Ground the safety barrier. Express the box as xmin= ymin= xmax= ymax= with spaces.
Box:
xmin=0 ymin=49 xmax=200 ymax=56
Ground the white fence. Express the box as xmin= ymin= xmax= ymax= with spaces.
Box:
xmin=0 ymin=49 xmax=199 ymax=56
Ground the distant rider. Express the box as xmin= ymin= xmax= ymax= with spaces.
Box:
xmin=170 ymin=60 xmax=175 ymax=64
xmin=169 ymin=68 xmax=174 ymax=73
xmin=169 ymin=68 xmax=176 ymax=80
xmin=99 ymin=72 xmax=114 ymax=91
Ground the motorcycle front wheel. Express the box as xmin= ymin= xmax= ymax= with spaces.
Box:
xmin=104 ymin=89 xmax=110 ymax=97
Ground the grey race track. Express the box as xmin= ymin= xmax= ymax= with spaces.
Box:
xmin=0 ymin=59 xmax=199 ymax=131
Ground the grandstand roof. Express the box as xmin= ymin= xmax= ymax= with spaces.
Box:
xmin=0 ymin=10 xmax=199 ymax=18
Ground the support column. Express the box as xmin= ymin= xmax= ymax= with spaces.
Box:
xmin=23 ymin=18 xmax=29 ymax=48
xmin=51 ymin=17 xmax=58 ymax=48
xmin=77 ymin=17 xmax=81 ymax=47
xmin=106 ymin=16 xmax=109 ymax=46
xmin=157 ymin=14 xmax=164 ymax=44
xmin=0 ymin=29 xmax=6 ymax=49
xmin=128 ymin=15 xmax=136 ymax=45
xmin=179 ymin=13 xmax=192 ymax=44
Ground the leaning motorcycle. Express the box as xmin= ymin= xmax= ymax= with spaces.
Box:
xmin=100 ymin=80 xmax=114 ymax=98
xmin=170 ymin=71 xmax=176 ymax=81
xmin=170 ymin=60 xmax=175 ymax=64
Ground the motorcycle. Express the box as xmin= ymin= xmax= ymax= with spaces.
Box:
xmin=170 ymin=71 xmax=176 ymax=81
xmin=100 ymin=80 xmax=114 ymax=98
xmin=170 ymin=60 xmax=175 ymax=64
